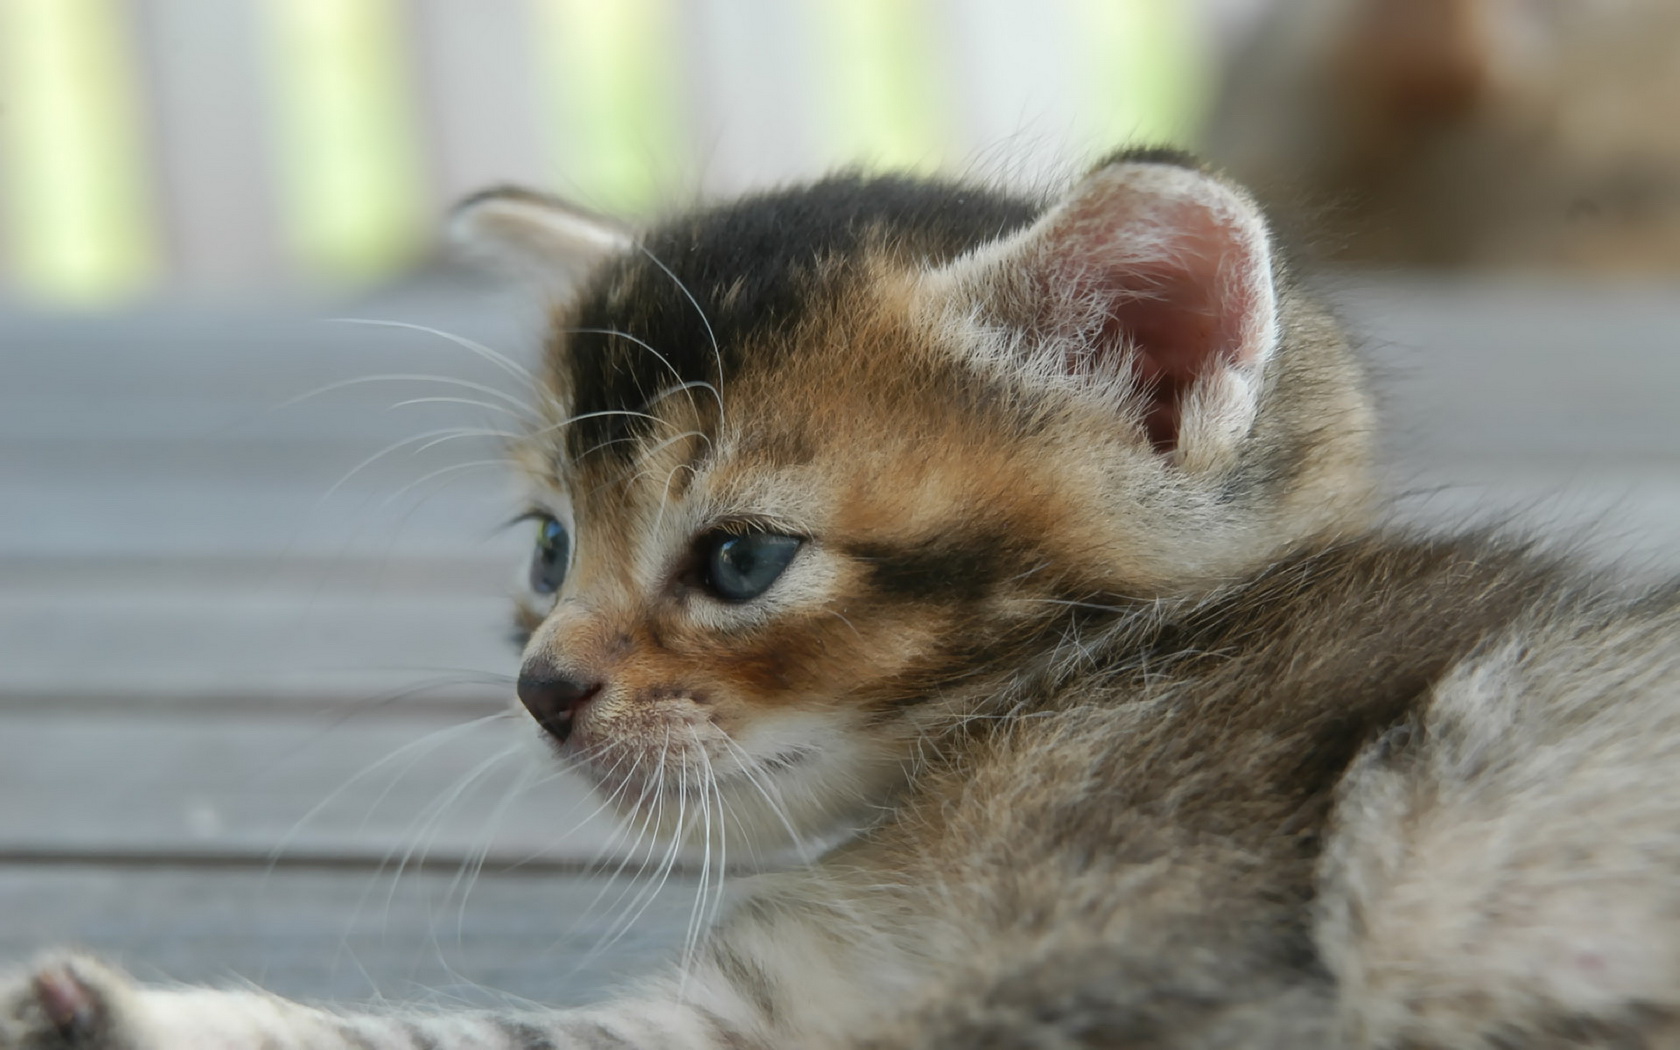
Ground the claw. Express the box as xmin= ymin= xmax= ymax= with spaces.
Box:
xmin=30 ymin=964 xmax=99 ymax=1039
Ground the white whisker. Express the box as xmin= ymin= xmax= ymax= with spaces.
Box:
xmin=718 ymin=735 xmax=815 ymax=864
xmin=633 ymin=246 xmax=726 ymax=425
xmin=648 ymin=462 xmax=697 ymax=541
xmin=330 ymin=317 xmax=538 ymax=391
xmin=826 ymin=608 xmax=866 ymax=644
xmin=1021 ymin=596 xmax=1149 ymax=615
xmin=639 ymin=428 xmax=712 ymax=459
xmin=576 ymin=428 xmax=710 ymax=464
xmin=339 ymin=742 xmax=521 ymax=952
xmin=387 ymin=395 xmax=532 ymax=423
xmin=317 ymin=427 xmax=502 ymax=503
xmin=271 ymin=373 xmax=538 ymax=420
xmin=562 ymin=327 xmax=724 ymax=422
xmin=445 ymin=754 xmax=540 ymax=941
xmin=700 ymin=735 xmax=729 ymax=932
xmin=266 ymin=713 xmax=512 ymax=872
xmin=679 ymin=728 xmax=718 ymax=999
xmin=410 ymin=428 xmax=520 ymax=456
xmin=643 ymin=379 xmax=725 ymax=415
xmin=568 ymin=752 xmax=661 ymax=943
xmin=525 ymin=408 xmax=678 ymax=446
xmin=377 ymin=460 xmax=508 ymax=509
xmin=589 ymin=731 xmax=688 ymax=965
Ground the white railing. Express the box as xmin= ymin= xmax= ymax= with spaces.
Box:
xmin=0 ymin=0 xmax=1245 ymax=304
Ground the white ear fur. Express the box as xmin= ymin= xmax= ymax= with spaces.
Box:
xmin=933 ymin=157 xmax=1280 ymax=472
xmin=449 ymin=188 xmax=632 ymax=288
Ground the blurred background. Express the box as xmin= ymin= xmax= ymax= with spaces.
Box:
xmin=1 ymin=0 xmax=1677 ymax=1010
xmin=0 ymin=0 xmax=1237 ymax=305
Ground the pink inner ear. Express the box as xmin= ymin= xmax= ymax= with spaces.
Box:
xmin=1042 ymin=177 xmax=1271 ymax=452
xmin=1097 ymin=267 xmax=1241 ymax=450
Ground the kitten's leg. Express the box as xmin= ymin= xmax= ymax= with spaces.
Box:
xmin=2 ymin=884 xmax=880 ymax=1050
xmin=1319 ymin=633 xmax=1680 ymax=1047
xmin=1 ymin=953 xmax=765 ymax=1050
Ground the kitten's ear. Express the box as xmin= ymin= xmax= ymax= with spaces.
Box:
xmin=449 ymin=186 xmax=632 ymax=288
xmin=938 ymin=152 xmax=1279 ymax=471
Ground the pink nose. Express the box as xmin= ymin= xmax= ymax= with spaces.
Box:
xmin=516 ymin=666 xmax=602 ymax=743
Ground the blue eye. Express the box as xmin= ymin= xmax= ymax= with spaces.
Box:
xmin=529 ymin=517 xmax=570 ymax=595
xmin=704 ymin=531 xmax=802 ymax=602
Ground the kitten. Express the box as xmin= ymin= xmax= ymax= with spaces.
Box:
xmin=1208 ymin=0 xmax=1680 ymax=269
xmin=7 ymin=150 xmax=1680 ymax=1049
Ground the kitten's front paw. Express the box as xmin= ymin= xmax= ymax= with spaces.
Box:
xmin=0 ymin=956 xmax=140 ymax=1050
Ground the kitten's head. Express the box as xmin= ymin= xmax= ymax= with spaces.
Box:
xmin=454 ymin=151 xmax=1373 ymax=852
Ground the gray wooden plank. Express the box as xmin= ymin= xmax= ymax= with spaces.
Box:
xmin=1333 ymin=277 xmax=1680 ymax=570
xmin=0 ymin=707 xmax=632 ymax=864
xmin=1 ymin=274 xmax=1678 ymax=1018
xmin=0 ymin=284 xmax=542 ymax=566
xmin=1332 ymin=277 xmax=1680 ymax=464
xmin=0 ymin=864 xmax=693 ymax=1007
xmin=0 ymin=282 xmax=541 ymax=703
xmin=0 ymin=556 xmax=518 ymax=705
xmin=2 ymin=276 xmax=1678 ymax=874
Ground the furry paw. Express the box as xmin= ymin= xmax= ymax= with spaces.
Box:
xmin=0 ymin=956 xmax=141 ymax=1050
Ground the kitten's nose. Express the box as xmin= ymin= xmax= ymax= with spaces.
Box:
xmin=516 ymin=667 xmax=602 ymax=743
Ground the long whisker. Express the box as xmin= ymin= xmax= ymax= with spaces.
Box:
xmin=648 ymin=462 xmax=697 ymax=541
xmin=567 ymin=752 xmax=660 ymax=941
xmin=270 ymin=373 xmax=538 ymax=420
xmin=679 ymin=728 xmax=717 ymax=998
xmin=316 ymin=428 xmax=508 ymax=506
xmin=525 ymin=408 xmax=675 ymax=444
xmin=377 ymin=460 xmax=509 ymax=509
xmin=381 ymin=744 xmax=522 ymax=899
xmin=587 ymin=731 xmax=687 ymax=964
xmin=387 ymin=396 xmax=532 ymax=423
xmin=329 ymin=317 xmax=538 ymax=391
xmin=1020 ymin=596 xmax=1150 ymax=615
xmin=576 ymin=428 xmax=711 ymax=464
xmin=634 ymin=245 xmax=726 ymax=424
xmin=445 ymin=752 xmax=540 ymax=941
xmin=266 ymin=713 xmax=512 ymax=872
xmin=717 ymin=735 xmax=815 ymax=864
xmin=639 ymin=428 xmax=712 ymax=459
xmin=410 ymin=428 xmax=521 ymax=456
xmin=539 ymin=749 xmax=651 ymax=965
xmin=502 ymin=746 xmax=632 ymax=870
xmin=700 ymin=734 xmax=729 ymax=933
xmin=561 ymin=327 xmax=724 ymax=422
xmin=826 ymin=608 xmax=866 ymax=644
xmin=339 ymin=743 xmax=520 ymax=950
xmin=567 ymin=764 xmax=665 ymax=975
xmin=526 ymin=760 xmax=639 ymax=868
xmin=642 ymin=379 xmax=725 ymax=415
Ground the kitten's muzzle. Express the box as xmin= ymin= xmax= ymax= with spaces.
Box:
xmin=516 ymin=667 xmax=602 ymax=744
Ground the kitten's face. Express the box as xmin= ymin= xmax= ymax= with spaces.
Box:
xmin=459 ymin=156 xmax=1374 ymax=852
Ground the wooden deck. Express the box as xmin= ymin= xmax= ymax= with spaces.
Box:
xmin=3 ymin=273 xmax=1678 ymax=1006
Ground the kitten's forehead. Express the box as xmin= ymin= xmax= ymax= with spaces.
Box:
xmin=547 ymin=174 xmax=1038 ymax=470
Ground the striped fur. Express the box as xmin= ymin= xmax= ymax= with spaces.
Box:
xmin=8 ymin=152 xmax=1680 ymax=1048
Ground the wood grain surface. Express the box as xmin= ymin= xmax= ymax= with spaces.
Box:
xmin=2 ymin=273 xmax=1677 ymax=1002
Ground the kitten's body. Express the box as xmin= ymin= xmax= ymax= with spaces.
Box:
xmin=7 ymin=155 xmax=1680 ymax=1049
